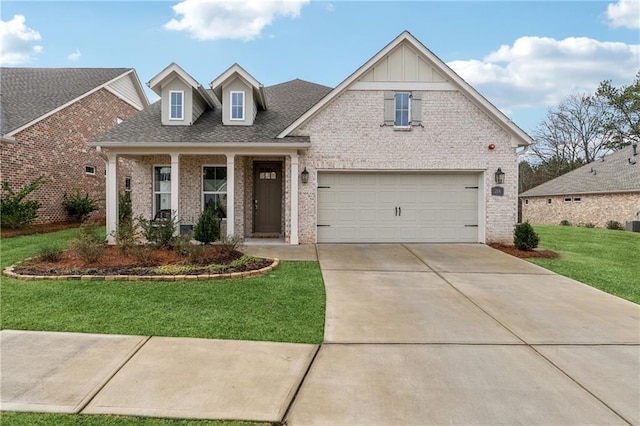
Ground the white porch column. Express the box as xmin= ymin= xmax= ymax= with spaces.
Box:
xmin=105 ymin=153 xmax=118 ymax=244
xmin=290 ymin=154 xmax=299 ymax=245
xmin=170 ymin=153 xmax=180 ymax=235
xmin=226 ymin=153 xmax=235 ymax=237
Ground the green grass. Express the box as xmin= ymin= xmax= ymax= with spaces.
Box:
xmin=0 ymin=412 xmax=267 ymax=426
xmin=0 ymin=229 xmax=325 ymax=343
xmin=529 ymin=225 xmax=640 ymax=304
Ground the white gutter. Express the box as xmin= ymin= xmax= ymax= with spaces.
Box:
xmin=88 ymin=141 xmax=310 ymax=149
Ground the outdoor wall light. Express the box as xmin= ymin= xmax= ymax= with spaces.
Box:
xmin=301 ymin=167 xmax=309 ymax=184
xmin=495 ymin=168 xmax=505 ymax=185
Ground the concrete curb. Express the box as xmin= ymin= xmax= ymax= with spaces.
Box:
xmin=2 ymin=258 xmax=280 ymax=282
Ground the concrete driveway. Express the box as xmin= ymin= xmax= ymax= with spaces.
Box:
xmin=286 ymin=244 xmax=640 ymax=425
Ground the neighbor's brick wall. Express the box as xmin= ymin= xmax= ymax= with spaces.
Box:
xmin=0 ymin=89 xmax=138 ymax=224
xmin=522 ymin=193 xmax=640 ymax=227
xmin=292 ymin=89 xmax=519 ymax=244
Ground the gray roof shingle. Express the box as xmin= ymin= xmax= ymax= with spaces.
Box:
xmin=91 ymin=79 xmax=332 ymax=145
xmin=1 ymin=67 xmax=132 ymax=135
xmin=520 ymin=145 xmax=640 ymax=197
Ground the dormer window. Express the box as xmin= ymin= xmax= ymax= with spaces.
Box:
xmin=170 ymin=91 xmax=184 ymax=120
xmin=394 ymin=92 xmax=410 ymax=128
xmin=231 ymin=91 xmax=245 ymax=120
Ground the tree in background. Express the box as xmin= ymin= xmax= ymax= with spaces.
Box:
xmin=597 ymin=71 xmax=640 ymax=149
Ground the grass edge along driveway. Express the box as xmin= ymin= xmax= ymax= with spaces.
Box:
xmin=0 ymin=228 xmax=325 ymax=344
xmin=529 ymin=224 xmax=640 ymax=305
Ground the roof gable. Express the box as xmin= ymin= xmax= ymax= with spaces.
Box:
xmin=1 ymin=67 xmax=148 ymax=136
xmin=209 ymin=63 xmax=267 ymax=110
xmin=147 ymin=62 xmax=216 ymax=109
xmin=276 ymin=31 xmax=533 ymax=147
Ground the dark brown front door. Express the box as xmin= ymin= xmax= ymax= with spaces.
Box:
xmin=253 ymin=162 xmax=282 ymax=234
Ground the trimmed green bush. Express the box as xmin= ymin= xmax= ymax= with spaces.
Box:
xmin=514 ymin=222 xmax=540 ymax=251
xmin=559 ymin=220 xmax=571 ymax=226
xmin=606 ymin=220 xmax=624 ymax=230
xmin=63 ymin=190 xmax=99 ymax=222
xmin=193 ymin=207 xmax=220 ymax=245
xmin=0 ymin=176 xmax=47 ymax=229
xmin=136 ymin=213 xmax=177 ymax=248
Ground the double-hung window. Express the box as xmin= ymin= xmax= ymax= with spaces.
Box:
xmin=230 ymin=91 xmax=244 ymax=120
xmin=169 ymin=91 xmax=184 ymax=120
xmin=394 ymin=92 xmax=410 ymax=128
xmin=153 ymin=166 xmax=171 ymax=216
xmin=203 ymin=166 xmax=227 ymax=218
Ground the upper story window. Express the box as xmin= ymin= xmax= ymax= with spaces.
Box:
xmin=231 ymin=91 xmax=245 ymax=120
xmin=394 ymin=92 xmax=410 ymax=128
xmin=170 ymin=91 xmax=184 ymax=120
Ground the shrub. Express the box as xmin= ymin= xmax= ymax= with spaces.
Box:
xmin=606 ymin=220 xmax=624 ymax=230
xmin=583 ymin=223 xmax=596 ymax=228
xmin=559 ymin=220 xmax=571 ymax=226
xmin=63 ymin=190 xmax=99 ymax=222
xmin=172 ymin=234 xmax=193 ymax=257
xmin=0 ymin=176 xmax=47 ymax=229
xmin=185 ymin=243 xmax=208 ymax=265
xmin=71 ymin=223 xmax=105 ymax=264
xmin=131 ymin=245 xmax=158 ymax=267
xmin=38 ymin=244 xmax=64 ymax=262
xmin=514 ymin=222 xmax=539 ymax=251
xmin=193 ymin=208 xmax=220 ymax=245
xmin=136 ymin=213 xmax=177 ymax=248
xmin=219 ymin=234 xmax=244 ymax=256
xmin=115 ymin=192 xmax=136 ymax=253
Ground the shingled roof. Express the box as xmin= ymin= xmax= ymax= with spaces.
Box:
xmin=91 ymin=79 xmax=332 ymax=145
xmin=520 ymin=144 xmax=640 ymax=197
xmin=0 ymin=67 xmax=133 ymax=135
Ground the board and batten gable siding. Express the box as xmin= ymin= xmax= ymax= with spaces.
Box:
xmin=160 ymin=78 xmax=192 ymax=126
xmin=359 ymin=42 xmax=448 ymax=83
xmin=107 ymin=73 xmax=146 ymax=110
xmin=222 ymin=78 xmax=256 ymax=126
xmin=291 ymin=88 xmax=518 ymax=244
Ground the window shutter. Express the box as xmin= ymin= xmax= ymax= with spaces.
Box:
xmin=384 ymin=91 xmax=395 ymax=126
xmin=411 ymin=91 xmax=422 ymax=125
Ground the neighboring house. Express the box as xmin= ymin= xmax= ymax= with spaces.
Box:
xmin=0 ymin=68 xmax=149 ymax=224
xmin=90 ymin=31 xmax=532 ymax=245
xmin=521 ymin=144 xmax=640 ymax=227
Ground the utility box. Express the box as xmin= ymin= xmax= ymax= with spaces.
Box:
xmin=625 ymin=221 xmax=640 ymax=232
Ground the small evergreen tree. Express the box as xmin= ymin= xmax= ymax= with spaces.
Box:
xmin=514 ymin=222 xmax=540 ymax=251
xmin=63 ymin=190 xmax=99 ymax=222
xmin=0 ymin=176 xmax=47 ymax=229
xmin=193 ymin=207 xmax=220 ymax=245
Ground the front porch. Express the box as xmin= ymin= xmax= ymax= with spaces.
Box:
xmin=103 ymin=148 xmax=303 ymax=245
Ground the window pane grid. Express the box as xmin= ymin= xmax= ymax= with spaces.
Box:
xmin=231 ymin=92 xmax=244 ymax=120
xmin=394 ymin=93 xmax=410 ymax=127
xmin=170 ymin=91 xmax=183 ymax=120
xmin=203 ymin=166 xmax=227 ymax=218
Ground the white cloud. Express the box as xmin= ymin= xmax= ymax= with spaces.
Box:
xmin=607 ymin=0 xmax=640 ymax=29
xmin=448 ymin=36 xmax=640 ymax=112
xmin=0 ymin=15 xmax=43 ymax=65
xmin=67 ymin=48 xmax=81 ymax=62
xmin=165 ymin=0 xmax=309 ymax=41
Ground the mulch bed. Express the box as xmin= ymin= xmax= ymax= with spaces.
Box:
xmin=489 ymin=243 xmax=560 ymax=259
xmin=1 ymin=221 xmax=84 ymax=238
xmin=11 ymin=245 xmax=273 ymax=277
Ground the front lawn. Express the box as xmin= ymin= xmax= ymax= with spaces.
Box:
xmin=0 ymin=412 xmax=265 ymax=426
xmin=529 ymin=225 xmax=640 ymax=304
xmin=0 ymin=229 xmax=325 ymax=343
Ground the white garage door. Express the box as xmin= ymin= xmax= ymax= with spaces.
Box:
xmin=317 ymin=172 xmax=480 ymax=243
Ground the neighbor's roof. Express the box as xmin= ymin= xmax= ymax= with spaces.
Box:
xmin=90 ymin=79 xmax=332 ymax=145
xmin=0 ymin=67 xmax=136 ymax=135
xmin=520 ymin=145 xmax=640 ymax=197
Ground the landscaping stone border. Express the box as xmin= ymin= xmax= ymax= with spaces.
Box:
xmin=2 ymin=258 xmax=280 ymax=281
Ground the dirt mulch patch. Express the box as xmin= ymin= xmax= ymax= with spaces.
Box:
xmin=489 ymin=243 xmax=560 ymax=259
xmin=1 ymin=221 xmax=86 ymax=238
xmin=11 ymin=245 xmax=273 ymax=277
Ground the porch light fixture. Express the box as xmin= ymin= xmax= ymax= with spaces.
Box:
xmin=494 ymin=168 xmax=505 ymax=185
xmin=301 ymin=167 xmax=309 ymax=184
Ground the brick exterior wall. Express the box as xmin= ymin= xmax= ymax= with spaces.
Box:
xmin=291 ymin=89 xmax=519 ymax=244
xmin=521 ymin=193 xmax=640 ymax=227
xmin=1 ymin=89 xmax=138 ymax=224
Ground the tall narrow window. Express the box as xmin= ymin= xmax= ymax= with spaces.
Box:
xmin=154 ymin=166 xmax=171 ymax=216
xmin=394 ymin=92 xmax=410 ymax=128
xmin=203 ymin=166 xmax=227 ymax=218
xmin=124 ymin=176 xmax=132 ymax=201
xmin=231 ymin=91 xmax=244 ymax=120
xmin=170 ymin=91 xmax=183 ymax=120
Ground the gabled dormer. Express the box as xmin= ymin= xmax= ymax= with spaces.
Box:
xmin=147 ymin=62 xmax=215 ymax=126
xmin=210 ymin=64 xmax=267 ymax=126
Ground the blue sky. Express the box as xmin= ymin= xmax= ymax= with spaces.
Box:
xmin=2 ymin=0 xmax=638 ymax=134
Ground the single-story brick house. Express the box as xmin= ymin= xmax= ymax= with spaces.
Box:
xmin=1 ymin=68 xmax=148 ymax=224
xmin=90 ymin=31 xmax=532 ymax=245
xmin=521 ymin=144 xmax=640 ymax=227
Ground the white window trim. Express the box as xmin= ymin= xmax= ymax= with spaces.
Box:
xmin=202 ymin=164 xmax=228 ymax=219
xmin=230 ymin=91 xmax=245 ymax=121
xmin=169 ymin=90 xmax=184 ymax=121
xmin=85 ymin=165 xmax=96 ymax=175
xmin=394 ymin=92 xmax=411 ymax=128
xmin=153 ymin=164 xmax=171 ymax=216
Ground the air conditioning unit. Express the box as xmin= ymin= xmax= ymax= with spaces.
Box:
xmin=625 ymin=221 xmax=640 ymax=232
